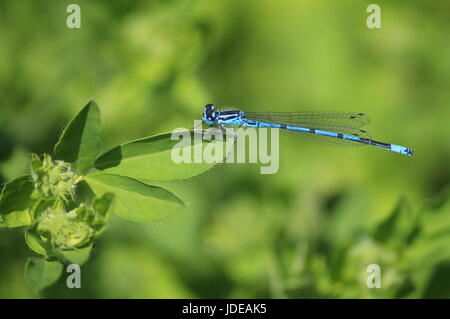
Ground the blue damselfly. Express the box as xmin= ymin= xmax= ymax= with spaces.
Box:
xmin=201 ymin=104 xmax=414 ymax=156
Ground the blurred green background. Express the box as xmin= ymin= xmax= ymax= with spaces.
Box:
xmin=0 ymin=0 xmax=449 ymax=298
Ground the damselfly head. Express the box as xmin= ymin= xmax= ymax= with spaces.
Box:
xmin=202 ymin=104 xmax=216 ymax=124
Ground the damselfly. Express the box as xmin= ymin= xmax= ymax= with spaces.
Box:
xmin=201 ymin=104 xmax=414 ymax=156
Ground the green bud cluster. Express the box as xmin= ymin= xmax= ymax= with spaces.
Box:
xmin=28 ymin=154 xmax=112 ymax=251
xmin=31 ymin=154 xmax=81 ymax=203
xmin=36 ymin=198 xmax=109 ymax=250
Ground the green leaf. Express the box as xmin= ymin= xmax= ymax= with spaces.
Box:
xmin=75 ymin=180 xmax=97 ymax=204
xmin=24 ymin=221 xmax=59 ymax=258
xmin=30 ymin=153 xmax=41 ymax=181
xmin=90 ymin=193 xmax=114 ymax=234
xmin=62 ymin=244 xmax=93 ymax=265
xmin=373 ymin=197 xmax=419 ymax=248
xmin=93 ymin=192 xmax=114 ymax=217
xmin=84 ymin=172 xmax=185 ymax=222
xmin=25 ymin=257 xmax=63 ymax=291
xmin=94 ymin=131 xmax=227 ymax=181
xmin=0 ymin=175 xmax=35 ymax=227
xmin=25 ymin=229 xmax=51 ymax=256
xmin=54 ymin=100 xmax=101 ymax=175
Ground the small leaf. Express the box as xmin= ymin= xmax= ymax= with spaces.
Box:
xmin=94 ymin=131 xmax=227 ymax=181
xmin=0 ymin=175 xmax=35 ymax=227
xmin=25 ymin=229 xmax=51 ymax=256
xmin=93 ymin=192 xmax=115 ymax=218
xmin=30 ymin=153 xmax=42 ymax=181
xmin=62 ymin=244 xmax=93 ymax=265
xmin=75 ymin=180 xmax=96 ymax=205
xmin=84 ymin=172 xmax=185 ymax=222
xmin=89 ymin=193 xmax=114 ymax=234
xmin=25 ymin=257 xmax=63 ymax=291
xmin=54 ymin=101 xmax=101 ymax=175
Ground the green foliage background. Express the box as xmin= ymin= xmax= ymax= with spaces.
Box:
xmin=0 ymin=0 xmax=449 ymax=298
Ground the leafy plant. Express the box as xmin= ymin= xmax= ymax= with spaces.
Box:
xmin=274 ymin=188 xmax=450 ymax=298
xmin=0 ymin=101 xmax=219 ymax=292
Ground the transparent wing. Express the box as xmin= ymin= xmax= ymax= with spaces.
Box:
xmin=244 ymin=111 xmax=371 ymax=147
